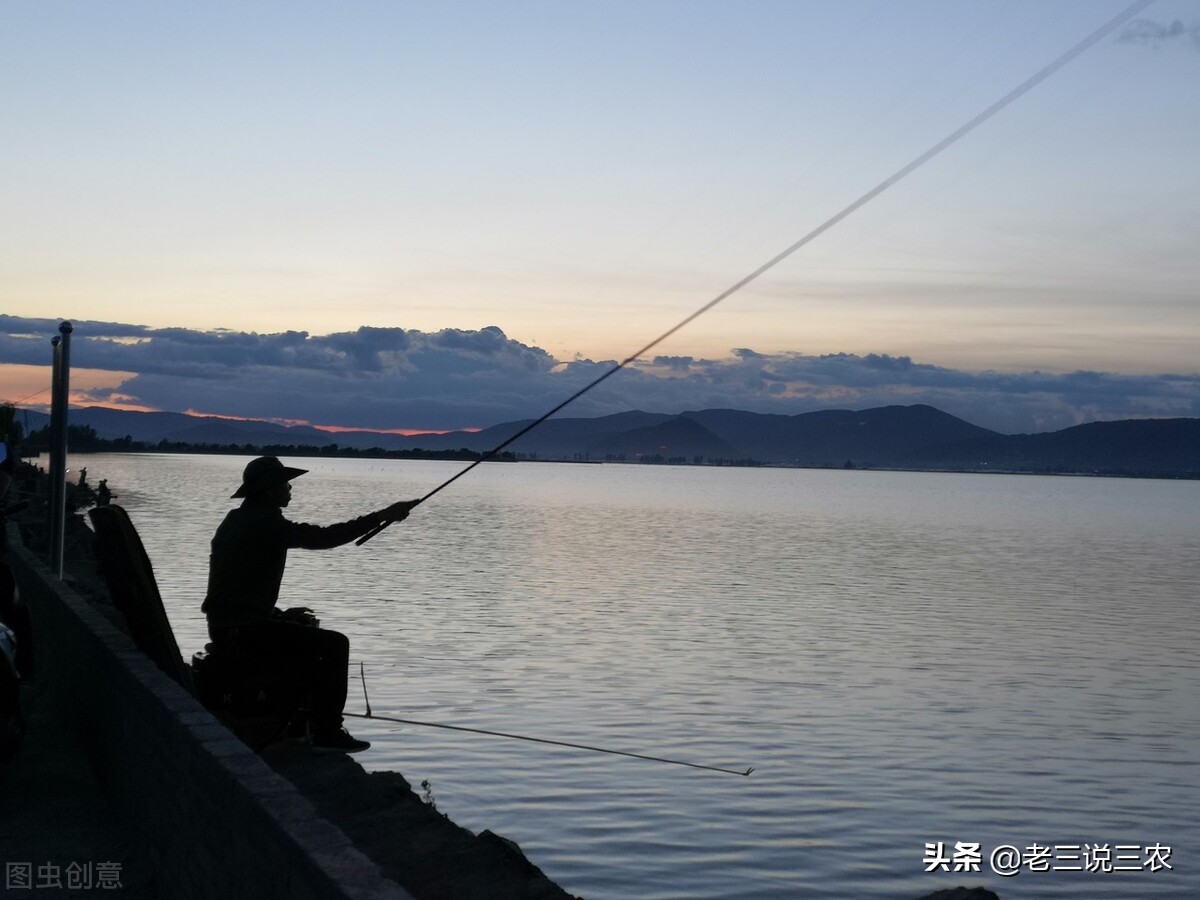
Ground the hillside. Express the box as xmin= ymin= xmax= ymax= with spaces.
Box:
xmin=14 ymin=404 xmax=1200 ymax=478
xmin=903 ymin=417 xmax=1200 ymax=477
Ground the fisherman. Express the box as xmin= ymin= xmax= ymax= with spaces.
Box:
xmin=203 ymin=456 xmax=419 ymax=752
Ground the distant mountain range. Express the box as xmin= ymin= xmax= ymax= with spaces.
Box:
xmin=15 ymin=403 xmax=1200 ymax=478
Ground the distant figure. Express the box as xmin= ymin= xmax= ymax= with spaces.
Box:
xmin=0 ymin=441 xmax=12 ymax=506
xmin=96 ymin=479 xmax=113 ymax=507
xmin=202 ymin=456 xmax=419 ymax=752
xmin=78 ymin=467 xmax=88 ymax=486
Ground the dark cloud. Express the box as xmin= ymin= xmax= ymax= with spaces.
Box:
xmin=0 ymin=315 xmax=156 ymax=339
xmin=2 ymin=316 xmax=1198 ymax=434
xmin=1119 ymin=18 xmax=1200 ymax=47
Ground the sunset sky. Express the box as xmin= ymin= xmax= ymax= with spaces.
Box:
xmin=2 ymin=1 xmax=1198 ymax=434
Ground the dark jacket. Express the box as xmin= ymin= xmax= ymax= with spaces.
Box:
xmin=202 ymin=501 xmax=379 ymax=626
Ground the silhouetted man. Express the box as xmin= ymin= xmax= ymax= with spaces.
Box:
xmin=203 ymin=456 xmax=418 ymax=752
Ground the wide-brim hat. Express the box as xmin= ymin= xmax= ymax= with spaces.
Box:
xmin=231 ymin=456 xmax=308 ymax=498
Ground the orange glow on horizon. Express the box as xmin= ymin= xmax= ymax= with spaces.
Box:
xmin=1 ymin=363 xmax=144 ymax=411
xmin=183 ymin=409 xmax=309 ymax=427
xmin=314 ymin=423 xmax=480 ymax=436
xmin=181 ymin=409 xmax=477 ymax=437
xmin=78 ymin=397 xmax=163 ymax=414
xmin=2 ymin=365 xmax=479 ymax=435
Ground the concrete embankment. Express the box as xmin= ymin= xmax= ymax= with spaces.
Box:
xmin=0 ymin=660 xmax=154 ymax=896
xmin=6 ymin=522 xmax=412 ymax=899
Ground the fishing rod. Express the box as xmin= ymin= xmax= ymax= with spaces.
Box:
xmin=358 ymin=0 xmax=1150 ymax=546
xmin=348 ymin=665 xmax=752 ymax=776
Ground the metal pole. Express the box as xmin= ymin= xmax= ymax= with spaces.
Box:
xmin=48 ymin=321 xmax=73 ymax=578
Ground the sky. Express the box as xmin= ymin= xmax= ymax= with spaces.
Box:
xmin=2 ymin=0 xmax=1198 ymax=434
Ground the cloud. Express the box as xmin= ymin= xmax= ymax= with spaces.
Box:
xmin=1119 ymin=18 xmax=1200 ymax=48
xmin=2 ymin=315 xmax=1198 ymax=434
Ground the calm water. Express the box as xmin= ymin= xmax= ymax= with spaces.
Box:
xmin=60 ymin=453 xmax=1199 ymax=898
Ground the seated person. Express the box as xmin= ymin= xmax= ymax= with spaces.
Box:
xmin=202 ymin=456 xmax=418 ymax=752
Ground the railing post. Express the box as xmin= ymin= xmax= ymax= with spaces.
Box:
xmin=48 ymin=320 xmax=73 ymax=578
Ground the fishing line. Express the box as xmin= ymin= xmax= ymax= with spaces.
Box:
xmin=358 ymin=0 xmax=1153 ymax=550
xmin=347 ymin=664 xmax=752 ymax=774
xmin=3 ymin=386 xmax=51 ymax=407
xmin=343 ymin=711 xmax=754 ymax=777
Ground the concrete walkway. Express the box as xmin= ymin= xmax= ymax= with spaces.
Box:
xmin=0 ymin=675 xmax=155 ymax=897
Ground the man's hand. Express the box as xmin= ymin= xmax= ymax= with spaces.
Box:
xmin=278 ymin=606 xmax=319 ymax=627
xmin=382 ymin=499 xmax=421 ymax=523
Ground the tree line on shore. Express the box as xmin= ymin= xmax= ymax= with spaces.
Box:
xmin=13 ymin=420 xmax=514 ymax=464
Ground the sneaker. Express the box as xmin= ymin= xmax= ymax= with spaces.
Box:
xmin=310 ymin=727 xmax=371 ymax=754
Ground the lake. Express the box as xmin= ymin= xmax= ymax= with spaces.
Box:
xmin=56 ymin=453 xmax=1199 ymax=898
